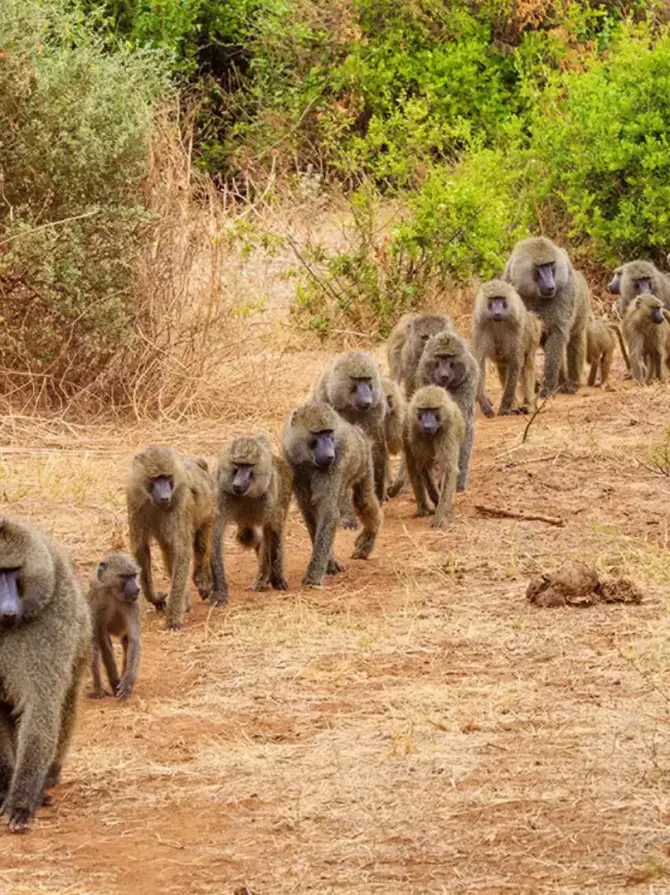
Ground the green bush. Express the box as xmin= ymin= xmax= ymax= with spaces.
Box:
xmin=0 ymin=0 xmax=167 ymax=398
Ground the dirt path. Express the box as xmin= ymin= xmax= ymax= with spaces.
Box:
xmin=0 ymin=363 xmax=669 ymax=894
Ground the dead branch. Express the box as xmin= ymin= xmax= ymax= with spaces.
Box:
xmin=474 ymin=504 xmax=565 ymax=527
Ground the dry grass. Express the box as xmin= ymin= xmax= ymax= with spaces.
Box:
xmin=0 ymin=346 xmax=669 ymax=893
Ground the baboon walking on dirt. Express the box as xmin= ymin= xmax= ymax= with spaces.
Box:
xmin=622 ymin=294 xmax=670 ymax=383
xmin=127 ymin=445 xmax=214 ymax=630
xmin=0 ymin=517 xmax=91 ymax=832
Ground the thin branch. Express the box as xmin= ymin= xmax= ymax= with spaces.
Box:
xmin=0 ymin=209 xmax=100 ymax=248
xmin=474 ymin=504 xmax=565 ymax=527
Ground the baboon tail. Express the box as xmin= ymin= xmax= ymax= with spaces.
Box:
xmin=236 ymin=527 xmax=261 ymax=550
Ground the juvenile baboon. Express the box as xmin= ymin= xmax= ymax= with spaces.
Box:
xmin=0 ymin=517 xmax=91 ymax=832
xmin=404 ymin=386 xmax=465 ymax=528
xmin=503 ymin=236 xmax=590 ymax=396
xmin=609 ymin=260 xmax=670 ymax=315
xmin=585 ymin=315 xmax=628 ymax=387
xmin=471 ymin=279 xmax=542 ymax=416
xmin=283 ymin=401 xmax=382 ymax=587
xmin=382 ymin=377 xmax=406 ymax=496
xmin=622 ymin=294 xmax=670 ymax=383
xmin=397 ymin=313 xmax=452 ymax=399
xmin=415 ymin=330 xmax=479 ymax=492
xmin=127 ymin=445 xmax=214 ymax=630
xmin=210 ymin=434 xmax=293 ymax=606
xmin=312 ymin=350 xmax=387 ymax=505
xmin=89 ymin=552 xmax=141 ymax=700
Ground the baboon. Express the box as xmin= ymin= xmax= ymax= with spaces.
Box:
xmin=503 ymin=236 xmax=590 ymax=396
xmin=609 ymin=260 xmax=670 ymax=316
xmin=0 ymin=517 xmax=91 ymax=832
xmin=415 ymin=330 xmax=479 ymax=492
xmin=387 ymin=313 xmax=416 ymax=383
xmin=312 ymin=350 xmax=387 ymax=511
xmin=404 ymin=386 xmax=465 ymax=528
xmin=127 ymin=445 xmax=214 ymax=630
xmin=397 ymin=313 xmax=452 ymax=399
xmin=585 ymin=315 xmax=628 ymax=387
xmin=471 ymin=279 xmax=542 ymax=416
xmin=622 ymin=294 xmax=670 ymax=383
xmin=88 ymin=552 xmax=141 ymax=700
xmin=283 ymin=401 xmax=382 ymax=587
xmin=210 ymin=434 xmax=293 ymax=606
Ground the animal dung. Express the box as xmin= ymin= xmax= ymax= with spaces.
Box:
xmin=526 ymin=561 xmax=643 ymax=608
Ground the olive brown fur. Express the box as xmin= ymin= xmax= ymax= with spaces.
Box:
xmin=0 ymin=517 xmax=91 ymax=832
xmin=127 ymin=445 xmax=214 ymax=630
xmin=622 ymin=294 xmax=670 ymax=383
xmin=283 ymin=401 xmax=382 ymax=587
xmin=88 ymin=552 xmax=142 ymax=701
xmin=210 ymin=434 xmax=293 ymax=605
xmin=609 ymin=260 xmax=670 ymax=317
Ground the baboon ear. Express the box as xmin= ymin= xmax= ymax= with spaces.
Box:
xmin=195 ymin=457 xmax=209 ymax=472
xmin=96 ymin=561 xmax=108 ymax=581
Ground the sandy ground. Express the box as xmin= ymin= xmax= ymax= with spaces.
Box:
xmin=0 ymin=351 xmax=669 ymax=894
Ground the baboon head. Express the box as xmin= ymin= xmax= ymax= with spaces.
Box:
xmin=405 ymin=314 xmax=451 ymax=359
xmin=475 ymin=279 xmax=522 ymax=323
xmin=284 ymin=402 xmax=340 ymax=469
xmin=607 ymin=266 xmax=622 ymax=295
xmin=327 ymin=351 xmax=382 ymax=413
xmin=409 ymin=386 xmax=451 ymax=437
xmin=131 ymin=446 xmax=184 ymax=510
xmin=635 ymin=294 xmax=666 ymax=324
xmin=508 ymin=236 xmax=569 ymax=301
xmin=419 ymin=331 xmax=469 ymax=389
xmin=219 ymin=435 xmax=273 ymax=499
xmin=0 ymin=516 xmax=55 ymax=626
xmin=95 ymin=552 xmax=140 ymax=603
xmin=620 ymin=260 xmax=659 ymax=298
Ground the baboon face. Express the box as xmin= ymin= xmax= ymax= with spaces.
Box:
xmin=98 ymin=555 xmax=140 ymax=603
xmin=534 ymin=261 xmax=557 ymax=299
xmin=222 ymin=437 xmax=273 ymax=499
xmin=0 ymin=518 xmax=54 ymax=626
xmin=416 ymin=405 xmax=441 ymax=436
xmin=637 ymin=295 xmax=665 ymax=324
xmin=349 ymin=377 xmax=374 ymax=410
xmin=309 ymin=430 xmax=336 ymax=468
xmin=133 ymin=446 xmax=182 ymax=509
xmin=150 ymin=475 xmax=174 ymax=508
xmin=428 ymin=352 xmax=460 ymax=388
xmin=608 ymin=268 xmax=622 ymax=295
xmin=487 ymin=293 xmax=509 ymax=321
xmin=408 ymin=317 xmax=448 ymax=353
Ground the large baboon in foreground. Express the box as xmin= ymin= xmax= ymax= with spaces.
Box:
xmin=127 ymin=446 xmax=214 ymax=630
xmin=503 ymin=236 xmax=589 ymax=396
xmin=283 ymin=402 xmax=381 ymax=587
xmin=0 ymin=517 xmax=90 ymax=832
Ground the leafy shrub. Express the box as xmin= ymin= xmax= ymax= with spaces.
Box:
xmin=0 ymin=0 xmax=167 ymax=404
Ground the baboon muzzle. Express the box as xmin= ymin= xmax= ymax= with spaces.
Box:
xmin=151 ymin=476 xmax=173 ymax=507
xmin=0 ymin=569 xmax=22 ymax=625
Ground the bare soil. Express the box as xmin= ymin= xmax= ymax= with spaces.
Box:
xmin=0 ymin=353 xmax=670 ymax=894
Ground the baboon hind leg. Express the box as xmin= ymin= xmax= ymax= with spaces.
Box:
xmin=192 ymin=520 xmax=212 ymax=600
xmin=351 ymin=478 xmax=381 ymax=560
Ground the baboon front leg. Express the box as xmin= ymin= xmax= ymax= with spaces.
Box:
xmin=0 ymin=708 xmax=15 ymax=805
xmin=209 ymin=513 xmax=229 ymax=606
xmin=600 ymin=352 xmax=613 ymax=388
xmin=3 ymin=701 xmax=60 ymax=832
xmin=539 ymin=329 xmax=567 ymax=396
xmin=372 ymin=433 xmax=389 ymax=503
xmin=587 ymin=360 xmax=598 ymax=387
xmin=99 ymin=629 xmax=120 ymax=694
xmin=406 ymin=450 xmax=432 ymax=517
xmin=499 ymin=359 xmax=522 ymax=415
xmin=267 ymin=527 xmax=288 ymax=591
xmin=165 ymin=548 xmax=190 ymax=630
xmin=352 ymin=479 xmax=381 ymax=560
xmin=133 ymin=540 xmax=165 ymax=611
xmin=563 ymin=329 xmax=585 ymax=393
xmin=89 ymin=642 xmax=106 ymax=699
xmin=520 ymin=353 xmax=536 ymax=409
xmin=338 ymin=491 xmax=358 ymax=530
xmin=296 ymin=488 xmax=342 ymax=576
xmin=192 ymin=520 xmax=212 ymax=600
xmin=423 ymin=471 xmax=440 ymax=507
xmin=475 ymin=354 xmax=495 ymax=418
xmin=117 ymin=633 xmax=140 ymax=699
xmin=387 ymin=456 xmax=407 ymax=498
xmin=456 ymin=415 xmax=474 ymax=493
xmin=433 ymin=446 xmax=459 ymax=529
xmin=303 ymin=508 xmax=339 ymax=586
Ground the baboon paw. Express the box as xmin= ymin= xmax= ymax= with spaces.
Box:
xmin=41 ymin=791 xmax=54 ymax=808
xmin=326 ymin=559 xmax=345 ymax=575
xmin=116 ymin=682 xmax=133 ymax=700
xmin=248 ymin=581 xmax=270 ymax=592
xmin=271 ymin=578 xmax=289 ymax=591
xmin=413 ymin=508 xmax=432 ymax=518
xmin=153 ymin=595 xmax=167 ymax=612
xmin=499 ymin=406 xmax=526 ymax=416
xmin=339 ymin=519 xmax=359 ymax=531
xmin=301 ymin=576 xmax=323 ymax=588
xmin=165 ymin=618 xmax=183 ymax=631
xmin=480 ymin=400 xmax=495 ymax=418
xmin=6 ymin=807 xmax=33 ymax=833
xmin=560 ymin=382 xmax=578 ymax=394
xmin=432 ymin=517 xmax=449 ymax=530
xmin=209 ymin=591 xmax=229 ymax=607
xmin=196 ymin=586 xmax=211 ymax=601
xmin=87 ymin=689 xmax=109 ymax=700
xmin=351 ymin=549 xmax=370 ymax=560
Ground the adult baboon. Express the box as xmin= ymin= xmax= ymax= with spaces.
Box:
xmin=609 ymin=260 xmax=670 ymax=316
xmin=404 ymin=386 xmax=465 ymax=528
xmin=89 ymin=552 xmax=141 ymax=700
xmin=415 ymin=330 xmax=479 ymax=492
xmin=503 ymin=236 xmax=589 ymax=396
xmin=387 ymin=313 xmax=416 ymax=383
xmin=210 ymin=434 xmax=293 ymax=606
xmin=397 ymin=313 xmax=452 ymax=399
xmin=471 ymin=279 xmax=542 ymax=416
xmin=127 ymin=445 xmax=214 ymax=630
xmin=0 ymin=517 xmax=91 ymax=832
xmin=283 ymin=401 xmax=381 ymax=587
xmin=312 ymin=351 xmax=387 ymax=503
xmin=622 ymin=294 xmax=670 ymax=383
xmin=585 ymin=315 xmax=628 ymax=387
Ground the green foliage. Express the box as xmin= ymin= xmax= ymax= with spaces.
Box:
xmin=528 ymin=25 xmax=670 ymax=263
xmin=0 ymin=0 xmax=167 ymax=393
